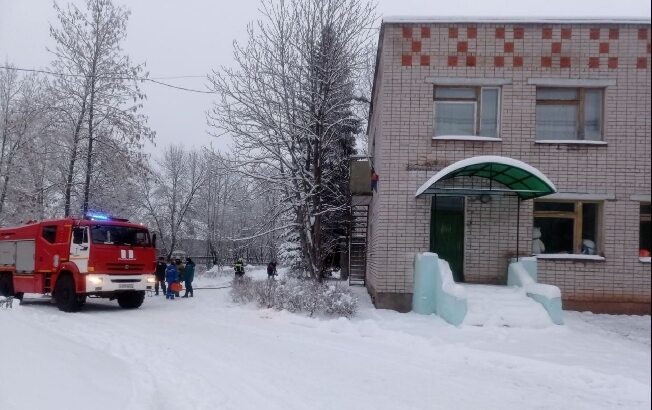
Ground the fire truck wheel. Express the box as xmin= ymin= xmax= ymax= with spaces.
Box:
xmin=0 ymin=273 xmax=14 ymax=297
xmin=76 ymin=295 xmax=87 ymax=308
xmin=117 ymin=291 xmax=145 ymax=309
xmin=54 ymin=275 xmax=80 ymax=312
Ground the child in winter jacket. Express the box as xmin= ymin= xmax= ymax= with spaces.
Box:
xmin=165 ymin=261 xmax=179 ymax=300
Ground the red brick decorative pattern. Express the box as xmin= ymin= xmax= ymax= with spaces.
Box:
xmin=637 ymin=57 xmax=647 ymax=69
xmin=560 ymin=56 xmax=571 ymax=68
xmin=561 ymin=28 xmax=572 ymax=39
xmin=396 ymin=24 xmax=647 ymax=70
xmin=541 ymin=56 xmax=552 ymax=68
xmin=609 ymin=28 xmax=619 ymax=39
xmin=638 ymin=28 xmax=648 ymax=40
xmin=399 ymin=25 xmax=431 ymax=67
xmin=551 ymin=42 xmax=562 ymax=53
xmin=542 ymin=27 xmax=552 ymax=39
xmin=588 ymin=57 xmax=600 ymax=68
xmin=608 ymin=57 xmax=618 ymax=69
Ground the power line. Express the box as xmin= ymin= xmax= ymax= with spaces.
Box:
xmin=0 ymin=65 xmax=215 ymax=94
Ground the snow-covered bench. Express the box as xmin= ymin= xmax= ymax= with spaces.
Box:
xmin=412 ymin=252 xmax=467 ymax=326
xmin=507 ymin=258 xmax=564 ymax=325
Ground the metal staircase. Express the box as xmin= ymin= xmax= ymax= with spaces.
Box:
xmin=349 ymin=205 xmax=368 ymax=286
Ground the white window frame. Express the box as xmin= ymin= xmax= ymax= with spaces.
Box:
xmin=533 ymin=199 xmax=604 ymax=259
xmin=480 ymin=87 xmax=501 ymax=138
xmin=535 ymin=87 xmax=605 ymax=142
xmin=434 ymin=100 xmax=478 ymax=136
xmin=432 ymin=86 xmax=502 ymax=139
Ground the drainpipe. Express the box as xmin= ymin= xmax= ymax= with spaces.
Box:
xmin=516 ymin=197 xmax=521 ymax=262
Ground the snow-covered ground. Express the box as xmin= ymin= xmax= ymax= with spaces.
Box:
xmin=1 ymin=266 xmax=650 ymax=410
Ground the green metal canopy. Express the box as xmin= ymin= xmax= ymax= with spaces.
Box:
xmin=415 ymin=156 xmax=557 ymax=200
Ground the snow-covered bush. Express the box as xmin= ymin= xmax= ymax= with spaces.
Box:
xmin=230 ymin=276 xmax=255 ymax=304
xmin=232 ymin=278 xmax=358 ymax=318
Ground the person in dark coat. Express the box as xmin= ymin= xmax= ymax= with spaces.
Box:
xmin=174 ymin=258 xmax=185 ymax=297
xmin=266 ymin=261 xmax=277 ymax=279
xmin=165 ymin=260 xmax=179 ymax=300
xmin=155 ymin=256 xmax=167 ymax=296
xmin=182 ymin=257 xmax=195 ymax=298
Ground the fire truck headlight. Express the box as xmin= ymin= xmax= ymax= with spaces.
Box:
xmin=146 ymin=276 xmax=156 ymax=284
xmin=88 ymin=275 xmax=103 ymax=285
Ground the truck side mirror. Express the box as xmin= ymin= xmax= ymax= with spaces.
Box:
xmin=152 ymin=233 xmax=157 ymax=249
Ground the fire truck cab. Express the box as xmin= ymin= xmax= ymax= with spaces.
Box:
xmin=0 ymin=213 xmax=157 ymax=311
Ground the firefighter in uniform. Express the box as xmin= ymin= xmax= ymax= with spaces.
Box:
xmin=234 ymin=258 xmax=245 ymax=279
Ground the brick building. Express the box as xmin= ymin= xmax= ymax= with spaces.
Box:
xmin=364 ymin=17 xmax=651 ymax=314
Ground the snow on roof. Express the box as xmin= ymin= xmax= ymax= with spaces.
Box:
xmin=383 ymin=16 xmax=651 ymax=25
xmin=415 ymin=155 xmax=557 ymax=197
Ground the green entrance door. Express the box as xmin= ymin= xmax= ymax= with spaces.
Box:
xmin=430 ymin=196 xmax=465 ymax=282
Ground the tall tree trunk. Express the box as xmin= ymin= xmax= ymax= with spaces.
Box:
xmin=64 ymin=99 xmax=87 ymax=217
xmin=82 ymin=66 xmax=97 ymax=214
xmin=313 ymin=124 xmax=322 ymax=282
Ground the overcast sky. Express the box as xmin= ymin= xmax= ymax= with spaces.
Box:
xmin=1 ymin=0 xmax=650 ymax=155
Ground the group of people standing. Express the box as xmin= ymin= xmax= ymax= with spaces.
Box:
xmin=154 ymin=257 xmax=196 ymax=300
xmin=233 ymin=258 xmax=278 ymax=280
xmin=154 ymin=256 xmax=279 ymax=301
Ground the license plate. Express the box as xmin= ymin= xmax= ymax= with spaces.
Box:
xmin=118 ymin=283 xmax=134 ymax=289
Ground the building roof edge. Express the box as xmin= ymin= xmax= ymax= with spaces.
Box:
xmin=382 ymin=16 xmax=651 ymax=25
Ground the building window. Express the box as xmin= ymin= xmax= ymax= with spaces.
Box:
xmin=533 ymin=201 xmax=602 ymax=255
xmin=535 ymin=88 xmax=604 ymax=141
xmin=641 ymin=203 xmax=651 ymax=258
xmin=42 ymin=225 xmax=58 ymax=244
xmin=433 ymin=87 xmax=500 ymax=137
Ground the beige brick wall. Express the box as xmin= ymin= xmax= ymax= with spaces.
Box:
xmin=366 ymin=21 xmax=651 ymax=313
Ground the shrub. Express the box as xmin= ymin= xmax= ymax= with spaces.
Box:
xmin=230 ymin=276 xmax=255 ymax=304
xmin=231 ymin=277 xmax=358 ymax=318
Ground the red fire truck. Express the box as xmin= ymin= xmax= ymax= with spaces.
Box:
xmin=0 ymin=213 xmax=157 ymax=311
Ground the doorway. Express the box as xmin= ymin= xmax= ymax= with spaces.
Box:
xmin=430 ymin=196 xmax=465 ymax=282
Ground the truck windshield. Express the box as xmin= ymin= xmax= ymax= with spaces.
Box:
xmin=91 ymin=225 xmax=151 ymax=246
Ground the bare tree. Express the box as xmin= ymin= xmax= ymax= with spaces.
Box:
xmin=142 ymin=145 xmax=206 ymax=259
xmin=208 ymin=0 xmax=376 ymax=280
xmin=0 ymin=65 xmax=50 ymax=222
xmin=48 ymin=0 xmax=153 ymax=216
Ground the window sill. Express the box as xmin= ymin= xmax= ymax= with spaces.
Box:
xmin=640 ymin=257 xmax=651 ymax=263
xmin=433 ymin=135 xmax=502 ymax=142
xmin=535 ymin=254 xmax=606 ymax=261
xmin=535 ymin=140 xmax=607 ymax=146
